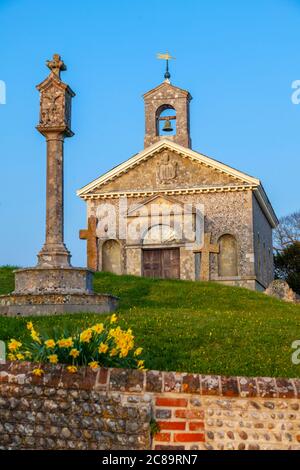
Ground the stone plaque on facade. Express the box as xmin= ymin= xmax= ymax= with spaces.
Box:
xmin=156 ymin=151 xmax=178 ymax=184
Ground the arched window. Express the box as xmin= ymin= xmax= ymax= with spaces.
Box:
xmin=218 ymin=234 xmax=238 ymax=277
xmin=156 ymin=105 xmax=176 ymax=136
xmin=102 ymin=240 xmax=121 ymax=275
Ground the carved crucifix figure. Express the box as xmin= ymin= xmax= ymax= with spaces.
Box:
xmin=79 ymin=216 xmax=98 ymax=271
xmin=193 ymin=232 xmax=219 ymax=281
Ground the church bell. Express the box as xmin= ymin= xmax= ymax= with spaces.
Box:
xmin=162 ymin=119 xmax=173 ymax=132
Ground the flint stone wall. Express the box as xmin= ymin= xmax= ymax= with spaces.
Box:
xmin=1 ymin=362 xmax=300 ymax=450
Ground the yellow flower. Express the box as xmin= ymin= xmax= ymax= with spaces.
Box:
xmin=110 ymin=313 xmax=118 ymax=324
xmin=88 ymin=361 xmax=99 ymax=370
xmin=64 ymin=337 xmax=74 ymax=348
xmin=48 ymin=354 xmax=58 ymax=364
xmin=80 ymin=328 xmax=93 ymax=343
xmin=109 ymin=327 xmax=134 ymax=358
xmin=24 ymin=351 xmax=32 ymax=359
xmin=98 ymin=342 xmax=108 ymax=354
xmin=31 ymin=329 xmax=41 ymax=344
xmin=16 ymin=353 xmax=25 ymax=360
xmin=7 ymin=353 xmax=16 ymax=361
xmin=137 ymin=360 xmax=145 ymax=370
xmin=57 ymin=337 xmax=74 ymax=348
xmin=92 ymin=323 xmax=104 ymax=334
xmin=26 ymin=321 xmax=33 ymax=330
xmin=66 ymin=365 xmax=77 ymax=374
xmin=110 ymin=348 xmax=118 ymax=357
xmin=134 ymin=347 xmax=143 ymax=357
xmin=8 ymin=339 xmax=22 ymax=352
xmin=119 ymin=348 xmax=129 ymax=358
xmin=69 ymin=348 xmax=80 ymax=358
xmin=32 ymin=368 xmax=44 ymax=377
xmin=44 ymin=339 xmax=56 ymax=349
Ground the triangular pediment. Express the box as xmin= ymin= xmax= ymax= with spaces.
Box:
xmin=77 ymin=139 xmax=278 ymax=228
xmin=77 ymin=139 xmax=260 ymax=197
xmin=36 ymin=74 xmax=75 ymax=96
xmin=143 ymin=81 xmax=192 ymax=100
xmin=127 ymin=194 xmax=192 ymax=218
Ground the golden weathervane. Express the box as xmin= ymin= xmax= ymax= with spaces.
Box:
xmin=156 ymin=52 xmax=175 ymax=81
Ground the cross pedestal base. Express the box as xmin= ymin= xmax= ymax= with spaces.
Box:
xmin=37 ymin=242 xmax=71 ymax=268
xmin=13 ymin=266 xmax=94 ymax=294
xmin=0 ymin=267 xmax=118 ymax=316
xmin=0 ymin=292 xmax=118 ymax=317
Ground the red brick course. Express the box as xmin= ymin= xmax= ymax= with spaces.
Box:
xmin=189 ymin=422 xmax=205 ymax=431
xmin=174 ymin=433 xmax=205 ymax=443
xmin=155 ymin=433 xmax=171 ymax=442
xmin=158 ymin=421 xmax=186 ymax=431
xmin=156 ymin=397 xmax=188 ymax=407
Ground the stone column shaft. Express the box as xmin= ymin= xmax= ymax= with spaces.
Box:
xmin=45 ymin=133 xmax=64 ymax=245
xmin=37 ymin=130 xmax=71 ymax=267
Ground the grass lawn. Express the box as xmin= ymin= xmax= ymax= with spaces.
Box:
xmin=1 ymin=265 xmax=300 ymax=377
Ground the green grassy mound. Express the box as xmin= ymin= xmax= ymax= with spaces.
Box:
xmin=1 ymin=266 xmax=300 ymax=377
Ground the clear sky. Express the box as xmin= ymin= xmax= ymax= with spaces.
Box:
xmin=0 ymin=0 xmax=299 ymax=267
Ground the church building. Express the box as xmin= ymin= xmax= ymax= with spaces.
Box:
xmin=77 ymin=64 xmax=278 ymax=291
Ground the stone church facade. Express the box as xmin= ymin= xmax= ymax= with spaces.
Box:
xmin=77 ymin=79 xmax=278 ymax=291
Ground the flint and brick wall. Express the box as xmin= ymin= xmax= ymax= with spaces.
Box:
xmin=1 ymin=362 xmax=300 ymax=450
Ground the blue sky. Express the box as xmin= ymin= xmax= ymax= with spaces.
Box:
xmin=0 ymin=0 xmax=299 ymax=267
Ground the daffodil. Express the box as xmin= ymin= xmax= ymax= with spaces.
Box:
xmin=7 ymin=353 xmax=16 ymax=361
xmin=110 ymin=314 xmax=118 ymax=324
xmin=66 ymin=365 xmax=77 ymax=374
xmin=80 ymin=328 xmax=93 ymax=343
xmin=98 ymin=342 xmax=108 ymax=354
xmin=57 ymin=337 xmax=74 ymax=348
xmin=44 ymin=339 xmax=56 ymax=349
xmin=32 ymin=368 xmax=44 ymax=377
xmin=26 ymin=321 xmax=33 ymax=331
xmin=31 ymin=329 xmax=41 ymax=344
xmin=48 ymin=354 xmax=58 ymax=364
xmin=92 ymin=323 xmax=104 ymax=334
xmin=16 ymin=353 xmax=25 ymax=360
xmin=8 ymin=339 xmax=22 ymax=352
xmin=69 ymin=348 xmax=80 ymax=358
xmin=88 ymin=361 xmax=99 ymax=370
xmin=134 ymin=347 xmax=143 ymax=357
xmin=110 ymin=348 xmax=118 ymax=357
xmin=137 ymin=360 xmax=145 ymax=370
xmin=119 ymin=348 xmax=129 ymax=358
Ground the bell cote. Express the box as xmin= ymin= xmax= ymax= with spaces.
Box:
xmin=143 ymin=81 xmax=192 ymax=149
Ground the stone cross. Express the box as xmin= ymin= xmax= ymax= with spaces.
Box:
xmin=193 ymin=232 xmax=219 ymax=281
xmin=36 ymin=54 xmax=75 ymax=268
xmin=79 ymin=216 xmax=99 ymax=271
xmin=46 ymin=53 xmax=67 ymax=78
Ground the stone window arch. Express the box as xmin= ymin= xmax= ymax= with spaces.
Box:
xmin=218 ymin=234 xmax=238 ymax=277
xmin=102 ymin=239 xmax=122 ymax=274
